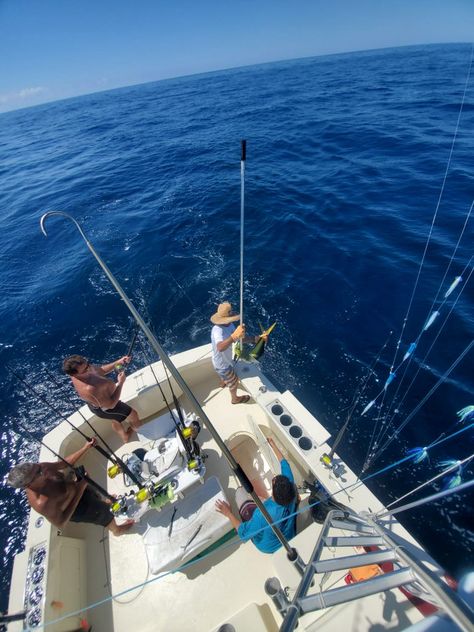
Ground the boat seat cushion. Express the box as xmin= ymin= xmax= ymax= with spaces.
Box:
xmin=137 ymin=476 xmax=232 ymax=575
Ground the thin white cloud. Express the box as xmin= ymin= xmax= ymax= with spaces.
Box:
xmin=0 ymin=86 xmax=47 ymax=105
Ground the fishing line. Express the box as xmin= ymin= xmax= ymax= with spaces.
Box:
xmin=8 ymin=364 xmax=143 ymax=487
xmin=328 ymin=331 xmax=393 ymax=462
xmin=137 ymin=337 xmax=198 ymax=462
xmin=377 ymin=257 xmax=474 ymax=448
xmin=369 ymin=339 xmax=474 ymax=465
xmin=359 ymin=49 xmax=473 ymax=420
xmin=35 ymin=456 xmax=474 ymax=632
xmin=375 ymin=477 xmax=474 ymax=520
xmin=12 ymin=421 xmax=116 ymax=502
xmin=42 ymin=366 xmax=125 ymax=462
xmin=6 ymin=365 xmax=109 ymax=473
xmin=22 ymin=402 xmax=471 ymax=625
xmin=384 ymin=451 xmax=474 ymax=510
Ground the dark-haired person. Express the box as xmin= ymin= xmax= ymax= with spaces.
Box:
xmin=63 ymin=354 xmax=142 ymax=443
xmin=215 ymin=437 xmax=297 ymax=553
xmin=7 ymin=439 xmax=133 ymax=536
xmin=210 ymin=301 xmax=267 ymax=405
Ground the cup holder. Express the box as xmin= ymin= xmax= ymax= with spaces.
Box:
xmin=280 ymin=414 xmax=292 ymax=426
xmin=298 ymin=437 xmax=312 ymax=451
xmin=289 ymin=425 xmax=302 ymax=438
xmin=271 ymin=404 xmax=284 ymax=416
xmin=268 ymin=400 xmax=313 ymax=452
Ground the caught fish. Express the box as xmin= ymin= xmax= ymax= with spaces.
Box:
xmin=249 ymin=322 xmax=277 ymax=361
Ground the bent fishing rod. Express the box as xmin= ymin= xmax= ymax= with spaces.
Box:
xmin=7 ymin=365 xmax=143 ymax=488
xmin=40 ymin=209 xmax=303 ymax=568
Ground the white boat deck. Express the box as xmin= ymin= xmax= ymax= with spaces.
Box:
xmin=7 ymin=345 xmax=446 ymax=631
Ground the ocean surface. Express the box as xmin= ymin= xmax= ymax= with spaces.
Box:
xmin=0 ymin=43 xmax=473 ymax=613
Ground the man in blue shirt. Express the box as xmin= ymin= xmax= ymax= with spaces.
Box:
xmin=216 ymin=437 xmax=297 ymax=553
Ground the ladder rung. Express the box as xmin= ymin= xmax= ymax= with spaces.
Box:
xmin=331 ymin=519 xmax=375 ymax=534
xmin=313 ymin=550 xmax=397 ymax=574
xmin=299 ymin=568 xmax=414 ymax=613
xmin=323 ymin=535 xmax=384 ymax=547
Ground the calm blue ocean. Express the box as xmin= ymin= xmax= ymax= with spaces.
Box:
xmin=0 ymin=44 xmax=473 ymax=610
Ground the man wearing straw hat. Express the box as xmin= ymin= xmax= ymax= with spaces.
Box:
xmin=210 ymin=301 xmax=267 ymax=404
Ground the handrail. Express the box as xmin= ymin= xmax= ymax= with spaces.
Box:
xmin=366 ymin=516 xmax=474 ymax=632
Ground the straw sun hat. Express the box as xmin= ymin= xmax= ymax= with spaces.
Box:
xmin=210 ymin=302 xmax=240 ymax=325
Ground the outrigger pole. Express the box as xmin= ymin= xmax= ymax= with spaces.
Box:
xmin=7 ymin=365 xmax=143 ymax=488
xmin=41 ymin=210 xmax=304 ymax=568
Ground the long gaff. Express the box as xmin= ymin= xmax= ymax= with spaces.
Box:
xmin=239 ymin=139 xmax=246 ymax=331
xmin=40 ymin=210 xmax=299 ymax=561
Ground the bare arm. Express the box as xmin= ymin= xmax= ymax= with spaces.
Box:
xmin=46 ymin=439 xmax=96 ymax=473
xmin=217 ymin=326 xmax=266 ymax=351
xmin=100 ymin=355 xmax=131 ymax=375
xmin=216 ymin=325 xmax=245 ymax=352
xmin=105 ymin=371 xmax=126 ymax=408
xmin=215 ymin=499 xmax=242 ymax=531
xmin=268 ymin=437 xmax=285 ymax=462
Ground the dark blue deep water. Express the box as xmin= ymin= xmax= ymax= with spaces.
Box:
xmin=1 ymin=44 xmax=473 ymax=611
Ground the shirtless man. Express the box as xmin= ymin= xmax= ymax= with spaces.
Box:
xmin=63 ymin=354 xmax=142 ymax=443
xmin=7 ymin=439 xmax=133 ymax=536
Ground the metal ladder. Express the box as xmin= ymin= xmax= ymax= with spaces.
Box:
xmin=264 ymin=510 xmax=474 ymax=632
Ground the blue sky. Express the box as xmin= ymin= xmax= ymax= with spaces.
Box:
xmin=1 ymin=0 xmax=473 ymax=113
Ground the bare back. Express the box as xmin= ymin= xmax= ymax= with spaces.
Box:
xmin=26 ymin=468 xmax=86 ymax=529
xmin=72 ymin=365 xmax=117 ymax=408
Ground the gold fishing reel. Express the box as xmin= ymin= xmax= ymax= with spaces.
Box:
xmin=107 ymin=463 xmax=121 ymax=479
xmin=320 ymin=453 xmax=333 ymax=468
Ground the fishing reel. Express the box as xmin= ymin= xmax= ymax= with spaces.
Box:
xmin=320 ymin=453 xmax=334 ymax=469
xmin=187 ymin=455 xmax=205 ymax=474
xmin=111 ymin=495 xmax=131 ymax=516
xmin=136 ymin=481 xmax=175 ymax=509
xmin=181 ymin=420 xmax=201 ymax=440
xmin=107 ymin=463 xmax=121 ymax=479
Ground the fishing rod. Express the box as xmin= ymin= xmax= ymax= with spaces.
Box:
xmin=126 ymin=325 xmax=140 ymax=358
xmin=7 ymin=364 xmax=143 ymax=488
xmin=40 ymin=210 xmax=303 ymax=568
xmin=14 ymin=417 xmax=173 ymax=514
xmin=14 ymin=421 xmax=117 ymax=502
xmin=138 ymin=338 xmax=201 ymax=467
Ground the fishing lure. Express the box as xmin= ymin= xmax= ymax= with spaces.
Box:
xmin=403 ymin=342 xmax=417 ymax=362
xmin=444 ymin=276 xmax=462 ymax=298
xmin=457 ymin=405 xmax=474 ymax=423
xmin=407 ymin=446 xmax=429 ymax=464
xmin=438 ymin=459 xmax=463 ymax=490
xmin=384 ymin=371 xmax=397 ymax=389
xmin=423 ymin=311 xmax=440 ymax=331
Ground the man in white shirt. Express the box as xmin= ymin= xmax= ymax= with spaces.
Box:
xmin=210 ymin=302 xmax=266 ymax=404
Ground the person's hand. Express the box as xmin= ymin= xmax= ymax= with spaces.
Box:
xmin=117 ymin=371 xmax=126 ymax=385
xmin=85 ymin=437 xmax=97 ymax=450
xmin=215 ymin=499 xmax=232 ymax=518
xmin=115 ymin=355 xmax=131 ymax=370
xmin=256 ymin=333 xmax=268 ymax=343
xmin=231 ymin=324 xmax=246 ymax=341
